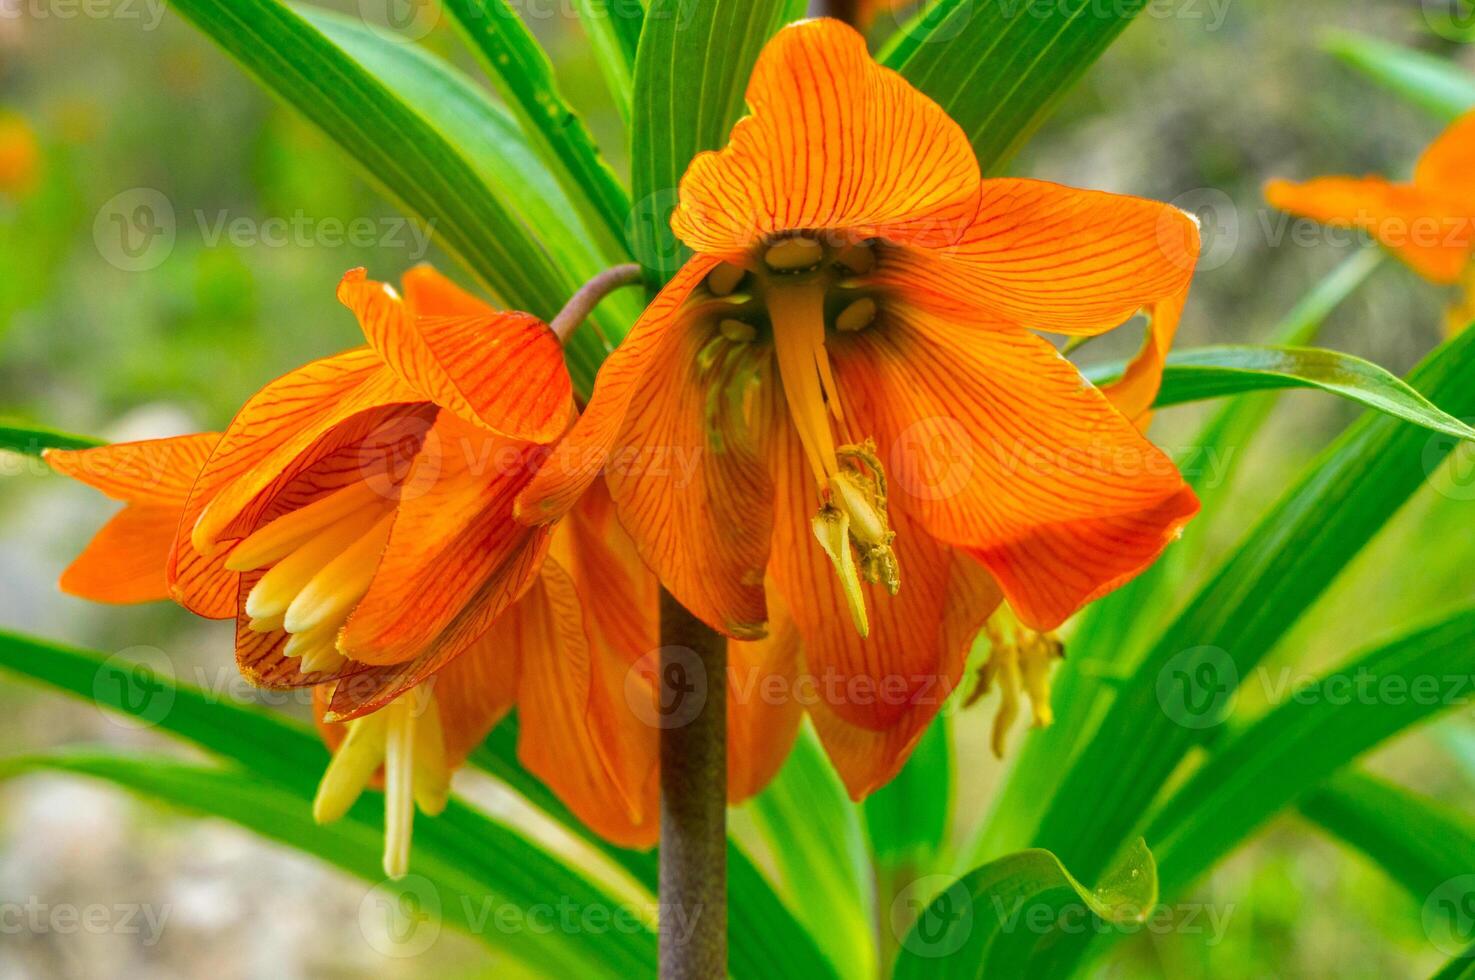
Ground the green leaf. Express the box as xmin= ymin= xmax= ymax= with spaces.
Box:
xmin=740 ymin=725 xmax=874 ymax=980
xmin=1300 ymin=770 xmax=1475 ymax=903
xmin=1326 ymin=31 xmax=1475 ymax=121
xmin=301 ymin=7 xmax=644 ymax=391
xmin=166 ymin=0 xmax=576 ymax=332
xmin=0 ymin=752 xmax=649 ymax=977
xmin=0 ymin=422 xmax=101 ymax=456
xmin=890 ymin=840 xmax=1158 ymax=980
xmin=1034 ymin=322 xmax=1475 ymax=888
xmin=1081 ymin=344 xmax=1475 ymax=442
xmin=964 ymin=250 xmax=1384 ymax=868
xmin=866 ymin=712 xmax=953 ymax=868
xmin=1145 ymin=607 xmax=1475 ymax=898
xmin=885 ymin=0 xmax=1149 ymax=172
xmin=441 ymin=0 xmax=632 ymax=259
xmin=573 ymin=0 xmax=645 ymax=126
xmin=1431 ymin=949 xmax=1475 ymax=980
xmin=630 ymin=0 xmax=806 ymax=280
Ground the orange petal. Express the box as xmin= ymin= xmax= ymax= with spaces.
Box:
xmin=340 ymin=412 xmax=547 ymax=666
xmin=1265 ymin=176 xmax=1472 ymax=284
xmin=766 ymin=385 xmax=997 ymax=732
xmin=831 ymin=306 xmax=1198 ymax=631
xmin=400 ymin=264 xmax=496 ymax=319
xmin=426 ymin=625 xmax=521 ymax=767
xmin=46 ymin=433 xmax=218 ymax=506
xmin=726 ymin=603 xmax=804 ymax=803
xmin=1414 ymin=110 xmax=1475 ymax=204
xmin=878 ymin=179 xmax=1201 ymax=333
xmin=516 ymin=561 xmax=659 ymax=849
xmin=59 ymin=504 xmax=179 ymax=604
xmin=338 ymin=268 xmax=573 ymax=443
xmin=1102 ymin=285 xmax=1190 ymax=427
xmin=517 ymin=255 xmax=722 ymax=525
xmin=555 ymin=478 xmax=660 ymax=663
xmin=671 ymin=18 xmax=980 ymax=257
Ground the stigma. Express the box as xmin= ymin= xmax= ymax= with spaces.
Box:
xmin=312 ymin=684 xmax=450 ymax=878
xmin=226 ymin=480 xmax=398 ymax=674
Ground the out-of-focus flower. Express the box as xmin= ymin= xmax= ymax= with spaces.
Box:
xmin=1266 ymin=110 xmax=1475 ymax=333
xmin=0 ymin=111 xmax=40 ymax=199
xmin=518 ymin=19 xmax=1201 ymax=797
xmin=46 ymin=266 xmax=668 ymax=869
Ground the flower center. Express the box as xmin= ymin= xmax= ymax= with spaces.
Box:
xmin=698 ymin=234 xmax=899 ymax=636
xmin=226 ymin=480 xmax=399 ymax=674
xmin=311 ymin=683 xmax=450 ymax=878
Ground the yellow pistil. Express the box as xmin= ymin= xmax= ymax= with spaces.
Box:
xmin=967 ymin=607 xmax=1065 ymax=757
xmin=313 ymin=684 xmax=449 ymax=879
xmin=763 ymin=238 xmax=899 ymax=635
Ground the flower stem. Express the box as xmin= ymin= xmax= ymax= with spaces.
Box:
xmin=657 ymin=588 xmax=727 ymax=979
xmin=550 ymin=263 xmax=644 ymax=344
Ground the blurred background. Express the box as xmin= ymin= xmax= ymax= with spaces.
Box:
xmin=1 ymin=0 xmax=1473 ymax=976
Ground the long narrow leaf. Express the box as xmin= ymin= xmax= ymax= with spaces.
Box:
xmin=1 ymin=423 xmax=101 ymax=456
xmin=885 ymin=0 xmax=1149 ymax=172
xmin=1327 ymin=32 xmax=1475 ymax=121
xmin=574 ymin=0 xmax=645 ymax=126
xmin=1147 ymin=607 xmax=1475 ymax=898
xmin=1035 ymin=323 xmax=1475 ymax=886
xmin=630 ymin=0 xmax=806 ymax=280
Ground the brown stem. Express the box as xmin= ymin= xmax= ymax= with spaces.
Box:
xmin=550 ymin=263 xmax=643 ymax=344
xmin=657 ymin=588 xmax=727 ymax=979
xmin=820 ymin=0 xmax=862 ymax=25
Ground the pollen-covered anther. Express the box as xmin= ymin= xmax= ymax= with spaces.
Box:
xmin=707 ymin=262 xmax=747 ymax=297
xmin=809 ymin=441 xmax=901 ymax=638
xmin=835 ymin=297 xmax=878 ymax=333
xmin=967 ymin=607 xmax=1066 ymax=757
xmin=763 ymin=235 xmax=824 ymax=273
xmin=719 ymin=318 xmax=757 ymax=343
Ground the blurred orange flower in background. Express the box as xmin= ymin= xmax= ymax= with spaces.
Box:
xmin=1266 ymin=109 xmax=1475 ymax=333
xmin=519 ymin=19 xmax=1201 ymax=798
xmin=0 ymin=110 xmax=40 ymax=199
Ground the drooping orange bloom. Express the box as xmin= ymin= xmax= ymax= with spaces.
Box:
xmin=47 ymin=266 xmax=670 ymax=867
xmin=519 ymin=19 xmax=1202 ymax=797
xmin=0 ymin=110 xmax=40 ymax=198
xmin=1266 ymin=110 xmax=1475 ymax=333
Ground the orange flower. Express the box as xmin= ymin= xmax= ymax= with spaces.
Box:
xmin=518 ymin=19 xmax=1201 ymax=797
xmin=47 ymin=266 xmax=666 ymax=868
xmin=1266 ymin=110 xmax=1475 ymax=332
xmin=0 ymin=110 xmax=40 ymax=198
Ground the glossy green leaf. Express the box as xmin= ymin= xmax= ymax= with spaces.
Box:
xmin=741 ymin=725 xmax=873 ymax=980
xmin=1146 ymin=607 xmax=1475 ymax=898
xmin=1300 ymin=770 xmax=1475 ymax=903
xmin=965 ymin=250 xmax=1384 ymax=869
xmin=630 ymin=0 xmax=806 ymax=280
xmin=574 ymin=0 xmax=645 ymax=126
xmin=1327 ymin=31 xmax=1475 ymax=121
xmin=166 ymin=0 xmax=576 ymax=334
xmin=441 ymin=0 xmax=632 ymax=259
xmin=891 ymin=840 xmax=1158 ymax=980
xmin=301 ymin=7 xmax=643 ymax=391
xmin=885 ymin=0 xmax=1149 ymax=172
xmin=1431 ymin=949 xmax=1475 ymax=980
xmin=1082 ymin=344 xmax=1475 ymax=442
xmin=1034 ymin=322 xmax=1475 ymax=888
xmin=866 ymin=712 xmax=953 ymax=867
xmin=0 ymin=423 xmax=101 ymax=456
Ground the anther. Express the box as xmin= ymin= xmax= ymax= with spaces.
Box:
xmin=835 ymin=298 xmax=878 ymax=333
xmin=719 ymin=318 xmax=757 ymax=343
xmin=764 ymin=236 xmax=823 ymax=273
xmin=833 ymin=241 xmax=875 ymax=276
xmin=707 ymin=262 xmax=747 ymax=297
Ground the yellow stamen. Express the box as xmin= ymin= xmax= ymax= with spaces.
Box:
xmin=967 ymin=607 xmax=1065 ymax=757
xmin=313 ymin=709 xmax=388 ymax=824
xmin=382 ymin=693 xmax=417 ymax=879
xmin=283 ymin=511 xmax=396 ymax=636
xmin=284 ymin=627 xmax=347 ymax=674
xmin=243 ymin=507 xmax=385 ymax=621
xmin=412 ymin=692 xmax=451 ymax=816
xmin=247 ymin=613 xmax=285 ymax=634
xmin=707 ymin=262 xmax=747 ymax=297
xmin=225 ymin=482 xmax=386 ymax=572
xmin=812 ymin=506 xmax=868 ymax=636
